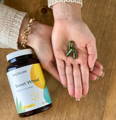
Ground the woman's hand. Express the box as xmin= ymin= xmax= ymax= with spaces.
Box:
xmin=52 ymin=3 xmax=99 ymax=100
xmin=28 ymin=22 xmax=60 ymax=80
xmin=19 ymin=17 xmax=59 ymax=80
xmin=19 ymin=16 xmax=104 ymax=101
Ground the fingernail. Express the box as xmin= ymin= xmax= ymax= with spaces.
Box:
xmin=101 ymin=72 xmax=105 ymax=78
xmin=96 ymin=77 xmax=100 ymax=80
xmin=76 ymin=98 xmax=80 ymax=101
xmin=101 ymin=65 xmax=104 ymax=70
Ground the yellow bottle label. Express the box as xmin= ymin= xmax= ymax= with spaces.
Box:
xmin=7 ymin=63 xmax=52 ymax=114
xmin=31 ymin=64 xmax=46 ymax=89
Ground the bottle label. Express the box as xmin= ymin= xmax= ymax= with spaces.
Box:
xmin=7 ymin=64 xmax=52 ymax=114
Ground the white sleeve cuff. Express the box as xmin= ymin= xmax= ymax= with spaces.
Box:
xmin=48 ymin=0 xmax=83 ymax=8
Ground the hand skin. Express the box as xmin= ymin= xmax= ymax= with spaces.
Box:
xmin=19 ymin=16 xmax=59 ymax=80
xmin=52 ymin=3 xmax=100 ymax=100
xmin=89 ymin=61 xmax=104 ymax=81
xmin=19 ymin=16 xmax=104 ymax=101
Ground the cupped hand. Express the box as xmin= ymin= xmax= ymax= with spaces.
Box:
xmin=52 ymin=3 xmax=101 ymax=100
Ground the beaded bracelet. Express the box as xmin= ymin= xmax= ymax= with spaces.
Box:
xmin=19 ymin=18 xmax=35 ymax=49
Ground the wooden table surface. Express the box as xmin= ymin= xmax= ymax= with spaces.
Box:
xmin=0 ymin=0 xmax=116 ymax=120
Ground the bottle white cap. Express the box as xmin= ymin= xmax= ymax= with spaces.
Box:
xmin=6 ymin=49 xmax=33 ymax=61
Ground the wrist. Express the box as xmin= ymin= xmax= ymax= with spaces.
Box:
xmin=52 ymin=3 xmax=82 ymax=22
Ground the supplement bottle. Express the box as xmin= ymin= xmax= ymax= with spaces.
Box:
xmin=6 ymin=49 xmax=52 ymax=117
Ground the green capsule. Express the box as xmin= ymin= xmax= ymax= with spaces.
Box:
xmin=68 ymin=41 xmax=74 ymax=49
xmin=66 ymin=48 xmax=73 ymax=57
xmin=66 ymin=41 xmax=78 ymax=59
xmin=73 ymin=53 xmax=76 ymax=59
xmin=72 ymin=48 xmax=78 ymax=59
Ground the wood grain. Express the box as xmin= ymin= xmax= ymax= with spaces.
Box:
xmin=0 ymin=0 xmax=116 ymax=120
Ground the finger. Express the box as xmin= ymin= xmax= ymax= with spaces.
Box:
xmin=90 ymin=61 xmax=104 ymax=80
xmin=80 ymin=64 xmax=89 ymax=96
xmin=90 ymin=73 xmax=98 ymax=81
xmin=46 ymin=62 xmax=60 ymax=81
xmin=95 ymin=61 xmax=103 ymax=70
xmin=73 ymin=64 xmax=82 ymax=101
xmin=66 ymin=63 xmax=75 ymax=97
xmin=77 ymin=49 xmax=89 ymax=96
xmin=87 ymin=42 xmax=97 ymax=71
xmin=91 ymin=65 xmax=103 ymax=77
xmin=56 ymin=59 xmax=67 ymax=87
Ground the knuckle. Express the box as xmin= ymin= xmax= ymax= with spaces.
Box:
xmin=80 ymin=59 xmax=87 ymax=65
xmin=66 ymin=67 xmax=72 ymax=74
xmin=73 ymin=71 xmax=80 ymax=78
xmin=74 ymin=59 xmax=80 ymax=65
xmin=69 ymin=82 xmax=74 ymax=87
xmin=77 ymin=84 xmax=82 ymax=90
xmin=55 ymin=52 xmax=60 ymax=58
xmin=66 ymin=60 xmax=70 ymax=65
xmin=60 ymin=72 xmax=66 ymax=77
xmin=66 ymin=57 xmax=74 ymax=64
xmin=55 ymin=50 xmax=66 ymax=60
xmin=74 ymin=59 xmax=79 ymax=65
xmin=58 ymin=64 xmax=64 ymax=70
xmin=66 ymin=72 xmax=72 ymax=77
xmin=83 ymin=81 xmax=88 ymax=88
xmin=68 ymin=80 xmax=74 ymax=88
